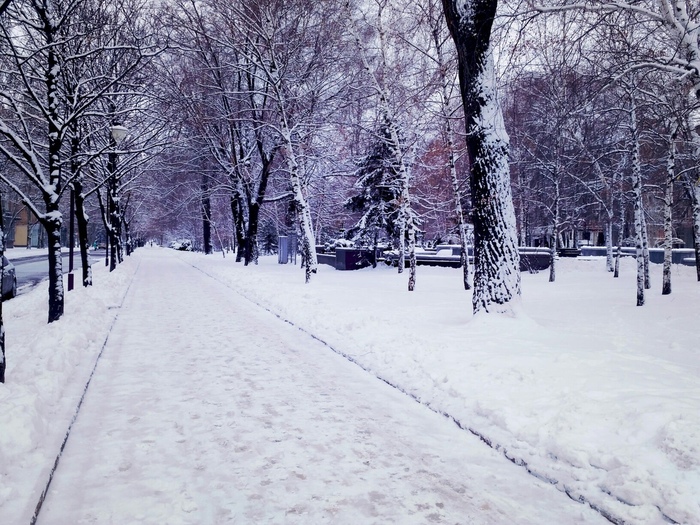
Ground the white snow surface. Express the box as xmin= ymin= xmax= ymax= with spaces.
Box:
xmin=0 ymin=247 xmax=698 ymax=524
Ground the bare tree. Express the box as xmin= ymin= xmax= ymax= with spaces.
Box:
xmin=535 ymin=0 xmax=700 ymax=280
xmin=442 ymin=0 xmax=521 ymax=314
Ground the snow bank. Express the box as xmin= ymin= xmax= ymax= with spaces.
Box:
xmin=185 ymin=252 xmax=700 ymax=525
xmin=0 ymin=257 xmax=138 ymax=523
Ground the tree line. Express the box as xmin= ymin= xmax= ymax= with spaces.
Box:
xmin=1 ymin=0 xmax=698 ymax=344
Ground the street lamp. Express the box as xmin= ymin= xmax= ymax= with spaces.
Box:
xmin=110 ymin=125 xmax=128 ymax=143
xmin=107 ymin=124 xmax=128 ymax=271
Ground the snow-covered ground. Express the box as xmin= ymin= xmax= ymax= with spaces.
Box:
xmin=1 ymin=247 xmax=698 ymax=524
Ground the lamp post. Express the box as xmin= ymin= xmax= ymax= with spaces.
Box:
xmin=107 ymin=124 xmax=128 ymax=271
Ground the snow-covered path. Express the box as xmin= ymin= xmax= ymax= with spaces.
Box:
xmin=36 ymin=250 xmax=604 ymax=524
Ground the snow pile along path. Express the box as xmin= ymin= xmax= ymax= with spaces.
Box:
xmin=0 ymin=257 xmax=137 ymax=525
xmin=36 ymin=249 xmax=604 ymax=524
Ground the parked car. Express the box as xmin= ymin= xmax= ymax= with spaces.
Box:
xmin=1 ymin=256 xmax=17 ymax=299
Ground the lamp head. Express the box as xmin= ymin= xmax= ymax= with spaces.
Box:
xmin=110 ymin=125 xmax=128 ymax=144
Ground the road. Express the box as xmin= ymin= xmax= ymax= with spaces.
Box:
xmin=10 ymin=250 xmax=106 ymax=293
xmin=33 ymin=250 xmax=606 ymax=524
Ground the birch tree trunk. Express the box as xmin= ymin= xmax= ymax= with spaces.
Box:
xmin=549 ymin=176 xmax=560 ymax=283
xmin=442 ymin=0 xmax=521 ymax=314
xmin=661 ymin=123 xmax=677 ymax=295
xmin=641 ymin=199 xmax=650 ymax=290
xmin=606 ymin=220 xmax=614 ymax=272
xmin=280 ymin=120 xmax=318 ymax=282
xmin=630 ymin=100 xmax=645 ymax=306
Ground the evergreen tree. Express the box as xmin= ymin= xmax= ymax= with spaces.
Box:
xmin=345 ymin=121 xmax=403 ymax=257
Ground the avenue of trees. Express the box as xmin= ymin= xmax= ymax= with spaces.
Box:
xmin=1 ymin=0 xmax=699 ymax=351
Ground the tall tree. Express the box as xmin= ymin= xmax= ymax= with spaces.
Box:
xmin=442 ymin=0 xmax=521 ymax=314
xmin=345 ymin=119 xmax=404 ymax=259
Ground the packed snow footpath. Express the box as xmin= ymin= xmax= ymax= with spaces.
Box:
xmin=0 ymin=246 xmax=696 ymax=524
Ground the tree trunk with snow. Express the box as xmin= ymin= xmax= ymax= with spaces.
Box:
xmin=230 ymin=192 xmax=246 ymax=262
xmin=630 ymin=101 xmax=645 ymax=306
xmin=282 ymin=128 xmax=317 ymax=283
xmin=43 ymin=211 xmax=65 ymax=323
xmin=107 ymin=149 xmax=120 ymax=272
xmin=73 ymin=178 xmax=92 ymax=287
xmin=443 ymin=0 xmax=521 ymax=314
xmin=605 ymin=220 xmax=614 ymax=273
xmin=614 ymin=229 xmax=622 ymax=279
xmin=641 ymin=200 xmax=650 ymax=290
xmin=691 ymin=134 xmax=700 ymax=282
xmin=69 ymin=123 xmax=92 ymax=287
xmin=246 ymin=150 xmax=274 ymax=266
xmin=549 ymin=176 xmax=560 ymax=283
xmin=0 ymin=196 xmax=5 ymax=383
xmin=45 ymin=33 xmax=65 ymax=322
xmin=662 ymin=126 xmax=676 ymax=295
xmin=400 ymin=177 xmax=418 ymax=291
xmin=201 ymin=175 xmax=212 ymax=255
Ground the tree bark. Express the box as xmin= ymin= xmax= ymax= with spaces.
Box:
xmin=73 ymin=179 xmax=92 ymax=287
xmin=69 ymin=121 xmax=92 ymax=287
xmin=662 ymin=126 xmax=676 ymax=295
xmin=549 ymin=170 xmax=560 ymax=283
xmin=43 ymin=10 xmax=65 ymax=322
xmin=201 ymin=174 xmax=212 ymax=255
xmin=43 ymin=212 xmax=64 ymax=323
xmin=443 ymin=0 xmax=521 ymax=314
xmin=244 ymin=146 xmax=274 ymax=266
xmin=0 ymin=195 xmax=6 ymax=383
xmin=630 ymin=100 xmax=645 ymax=306
xmin=230 ymin=191 xmax=246 ymax=262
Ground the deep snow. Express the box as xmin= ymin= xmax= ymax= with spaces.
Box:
xmin=0 ymin=247 xmax=698 ymax=524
